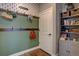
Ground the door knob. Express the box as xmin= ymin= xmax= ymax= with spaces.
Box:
xmin=48 ymin=33 xmax=52 ymax=36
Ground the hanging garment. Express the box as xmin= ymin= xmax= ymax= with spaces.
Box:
xmin=29 ymin=31 xmax=36 ymax=40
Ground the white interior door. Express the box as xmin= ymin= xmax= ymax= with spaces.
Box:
xmin=39 ymin=7 xmax=53 ymax=55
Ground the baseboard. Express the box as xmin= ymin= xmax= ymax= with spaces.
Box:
xmin=10 ymin=46 xmax=40 ymax=56
xmin=51 ymin=54 xmax=56 ymax=56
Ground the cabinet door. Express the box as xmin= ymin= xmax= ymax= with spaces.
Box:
xmin=65 ymin=40 xmax=72 ymax=56
xmin=70 ymin=42 xmax=79 ymax=56
xmin=59 ymin=40 xmax=67 ymax=56
xmin=59 ymin=40 xmax=71 ymax=56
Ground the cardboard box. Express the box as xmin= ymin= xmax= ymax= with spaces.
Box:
xmin=62 ymin=11 xmax=70 ymax=18
xmin=71 ymin=8 xmax=79 ymax=16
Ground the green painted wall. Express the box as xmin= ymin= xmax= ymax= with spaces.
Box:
xmin=0 ymin=14 xmax=39 ymax=56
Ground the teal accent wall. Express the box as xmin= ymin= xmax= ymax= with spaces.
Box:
xmin=0 ymin=14 xmax=39 ymax=56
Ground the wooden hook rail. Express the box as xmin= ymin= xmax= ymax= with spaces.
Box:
xmin=0 ymin=28 xmax=39 ymax=31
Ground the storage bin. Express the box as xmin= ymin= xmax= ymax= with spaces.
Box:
xmin=69 ymin=29 xmax=79 ymax=33
xmin=71 ymin=8 xmax=79 ymax=16
xmin=62 ymin=11 xmax=70 ymax=18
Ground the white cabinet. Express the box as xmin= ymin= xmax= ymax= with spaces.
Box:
xmin=70 ymin=42 xmax=79 ymax=56
xmin=59 ymin=40 xmax=67 ymax=56
xmin=59 ymin=40 xmax=71 ymax=56
xmin=59 ymin=40 xmax=79 ymax=56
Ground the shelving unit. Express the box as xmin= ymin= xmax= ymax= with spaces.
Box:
xmin=61 ymin=31 xmax=79 ymax=35
xmin=61 ymin=8 xmax=79 ymax=38
xmin=62 ymin=14 xmax=79 ymax=19
xmin=62 ymin=25 xmax=79 ymax=26
xmin=59 ymin=7 xmax=79 ymax=56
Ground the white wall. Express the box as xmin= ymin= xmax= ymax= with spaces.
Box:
xmin=39 ymin=3 xmax=53 ymax=12
xmin=0 ymin=3 xmax=39 ymax=16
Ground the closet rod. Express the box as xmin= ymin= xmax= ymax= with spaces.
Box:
xmin=0 ymin=8 xmax=39 ymax=19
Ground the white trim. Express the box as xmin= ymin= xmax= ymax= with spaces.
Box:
xmin=10 ymin=46 xmax=40 ymax=56
xmin=40 ymin=48 xmax=56 ymax=56
xmin=51 ymin=54 xmax=56 ymax=56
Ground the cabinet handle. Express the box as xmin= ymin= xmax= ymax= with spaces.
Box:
xmin=66 ymin=50 xmax=70 ymax=53
xmin=48 ymin=33 xmax=52 ymax=36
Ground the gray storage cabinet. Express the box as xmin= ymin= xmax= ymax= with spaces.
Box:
xmin=59 ymin=40 xmax=79 ymax=56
